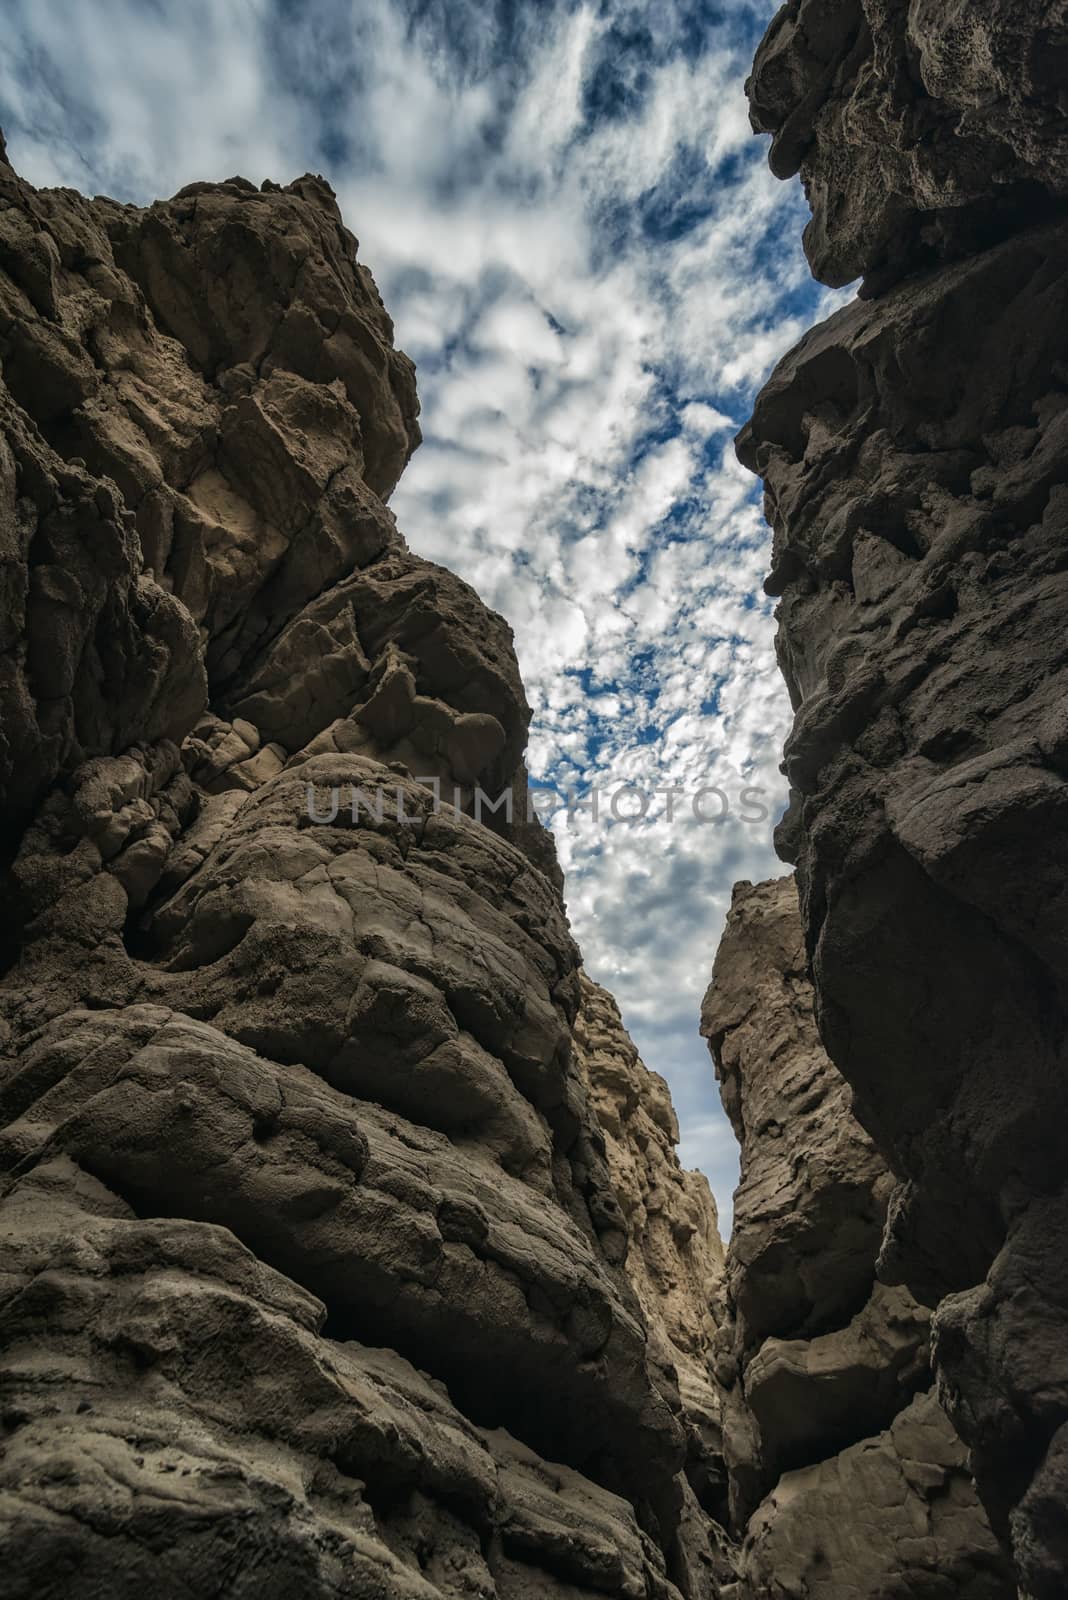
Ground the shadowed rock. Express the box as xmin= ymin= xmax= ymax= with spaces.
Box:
xmin=701 ymin=876 xmax=1011 ymax=1596
xmin=742 ymin=1 xmax=1068 ymax=1590
xmin=748 ymin=0 xmax=1068 ymax=291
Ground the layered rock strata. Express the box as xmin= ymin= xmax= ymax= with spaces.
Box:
xmin=700 ymin=875 xmax=1011 ymax=1597
xmin=4 ymin=1 xmax=1063 ymax=1586
xmin=574 ymin=975 xmax=731 ymax=1533
xmin=740 ymin=6 xmax=1068 ymax=1591
xmin=0 ymin=144 xmax=700 ymax=1597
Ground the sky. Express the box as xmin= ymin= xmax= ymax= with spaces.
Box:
xmin=0 ymin=0 xmax=849 ymax=1230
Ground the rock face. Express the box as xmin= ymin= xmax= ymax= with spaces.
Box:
xmin=4 ymin=0 xmax=1063 ymax=1586
xmin=0 ymin=146 xmax=701 ymax=1598
xmin=700 ymin=876 xmax=1011 ymax=1597
xmin=748 ymin=0 xmax=1068 ymax=292
xmin=574 ymin=976 xmax=731 ymax=1539
xmin=741 ymin=4 xmax=1068 ymax=1594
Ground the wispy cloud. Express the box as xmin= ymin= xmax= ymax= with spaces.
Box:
xmin=0 ymin=0 xmax=849 ymax=1228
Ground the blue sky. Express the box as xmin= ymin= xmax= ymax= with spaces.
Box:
xmin=1 ymin=0 xmax=848 ymax=1229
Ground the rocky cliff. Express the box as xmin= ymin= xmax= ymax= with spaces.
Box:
xmin=574 ymin=975 xmax=730 ymax=1535
xmin=2 ymin=0 xmax=1064 ymax=1589
xmin=738 ymin=2 xmax=1068 ymax=1595
xmin=701 ymin=876 xmax=1011 ymax=1598
xmin=0 ymin=145 xmax=714 ymax=1598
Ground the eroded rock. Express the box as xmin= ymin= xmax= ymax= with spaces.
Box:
xmin=0 ymin=1156 xmax=682 ymax=1600
xmin=701 ymin=877 xmax=1011 ymax=1596
xmin=0 ymin=146 xmax=693 ymax=1597
xmin=742 ymin=1391 xmax=1012 ymax=1600
xmin=749 ymin=0 xmax=1068 ymax=290
xmin=575 ymin=974 xmax=733 ymax=1546
xmin=743 ymin=1 xmax=1068 ymax=1588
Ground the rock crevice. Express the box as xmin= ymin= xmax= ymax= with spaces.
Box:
xmin=2 ymin=1 xmax=1064 ymax=1587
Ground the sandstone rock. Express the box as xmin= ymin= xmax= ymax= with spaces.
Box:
xmin=701 ymin=877 xmax=890 ymax=1355
xmin=5 ymin=1 xmax=1058 ymax=1577
xmin=0 ymin=147 xmax=691 ymax=1597
xmin=0 ymin=385 xmax=206 ymax=828
xmin=737 ymin=214 xmax=1068 ymax=1581
xmin=701 ymin=876 xmax=1011 ymax=1596
xmin=578 ymin=975 xmax=725 ymax=1371
xmin=0 ymin=744 xmax=688 ymax=1541
xmin=0 ymin=144 xmax=542 ymax=858
xmin=0 ymin=1156 xmax=683 ymax=1600
xmin=575 ymin=974 xmax=731 ymax=1531
xmin=743 ymin=1281 xmax=930 ymax=1482
xmin=742 ymin=1391 xmax=1013 ymax=1600
xmin=743 ymin=2 xmax=1068 ymax=1589
xmin=749 ymin=0 xmax=1068 ymax=290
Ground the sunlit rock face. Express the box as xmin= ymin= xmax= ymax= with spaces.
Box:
xmin=574 ymin=973 xmax=739 ymax=1592
xmin=740 ymin=3 xmax=1068 ymax=1593
xmin=0 ymin=142 xmax=717 ymax=1599
xmin=701 ymin=876 xmax=1012 ymax=1599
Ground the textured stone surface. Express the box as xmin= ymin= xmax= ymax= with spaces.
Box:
xmin=701 ymin=877 xmax=1010 ymax=1596
xmin=0 ymin=146 xmax=695 ymax=1597
xmin=744 ymin=1 xmax=1068 ymax=1591
xmin=701 ymin=878 xmax=890 ymax=1357
xmin=739 ymin=204 xmax=1068 ymax=1594
xmin=748 ymin=0 xmax=1068 ymax=290
xmin=742 ymin=1391 xmax=1013 ymax=1600
xmin=5 ymin=0 xmax=1062 ymax=1581
xmin=0 ymin=137 xmax=547 ymax=865
xmin=742 ymin=1281 xmax=931 ymax=1487
xmin=575 ymin=974 xmax=731 ymax=1534
xmin=0 ymin=1156 xmax=683 ymax=1600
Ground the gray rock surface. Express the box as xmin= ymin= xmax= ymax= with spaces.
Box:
xmin=742 ymin=1 xmax=1068 ymax=1591
xmin=701 ymin=877 xmax=1011 ymax=1596
xmin=0 ymin=144 xmax=694 ymax=1597
xmin=748 ymin=0 xmax=1068 ymax=290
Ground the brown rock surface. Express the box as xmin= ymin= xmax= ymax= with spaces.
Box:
xmin=0 ymin=147 xmax=696 ymax=1597
xmin=0 ymin=137 xmax=542 ymax=858
xmin=0 ymin=1156 xmax=683 ymax=1600
xmin=742 ymin=1 xmax=1068 ymax=1591
xmin=741 ymin=1391 xmax=1013 ymax=1600
xmin=5 ymin=0 xmax=1062 ymax=1582
xmin=748 ymin=0 xmax=1068 ymax=290
xmin=701 ymin=877 xmax=1011 ymax=1596
xmin=574 ymin=975 xmax=731 ymax=1535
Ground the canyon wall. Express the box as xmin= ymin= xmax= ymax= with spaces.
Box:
xmin=701 ymin=876 xmax=1011 ymax=1598
xmin=2 ymin=0 xmax=1063 ymax=1588
xmin=0 ymin=144 xmax=718 ymax=1599
xmin=574 ymin=975 xmax=731 ymax=1541
xmin=738 ymin=2 xmax=1068 ymax=1595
